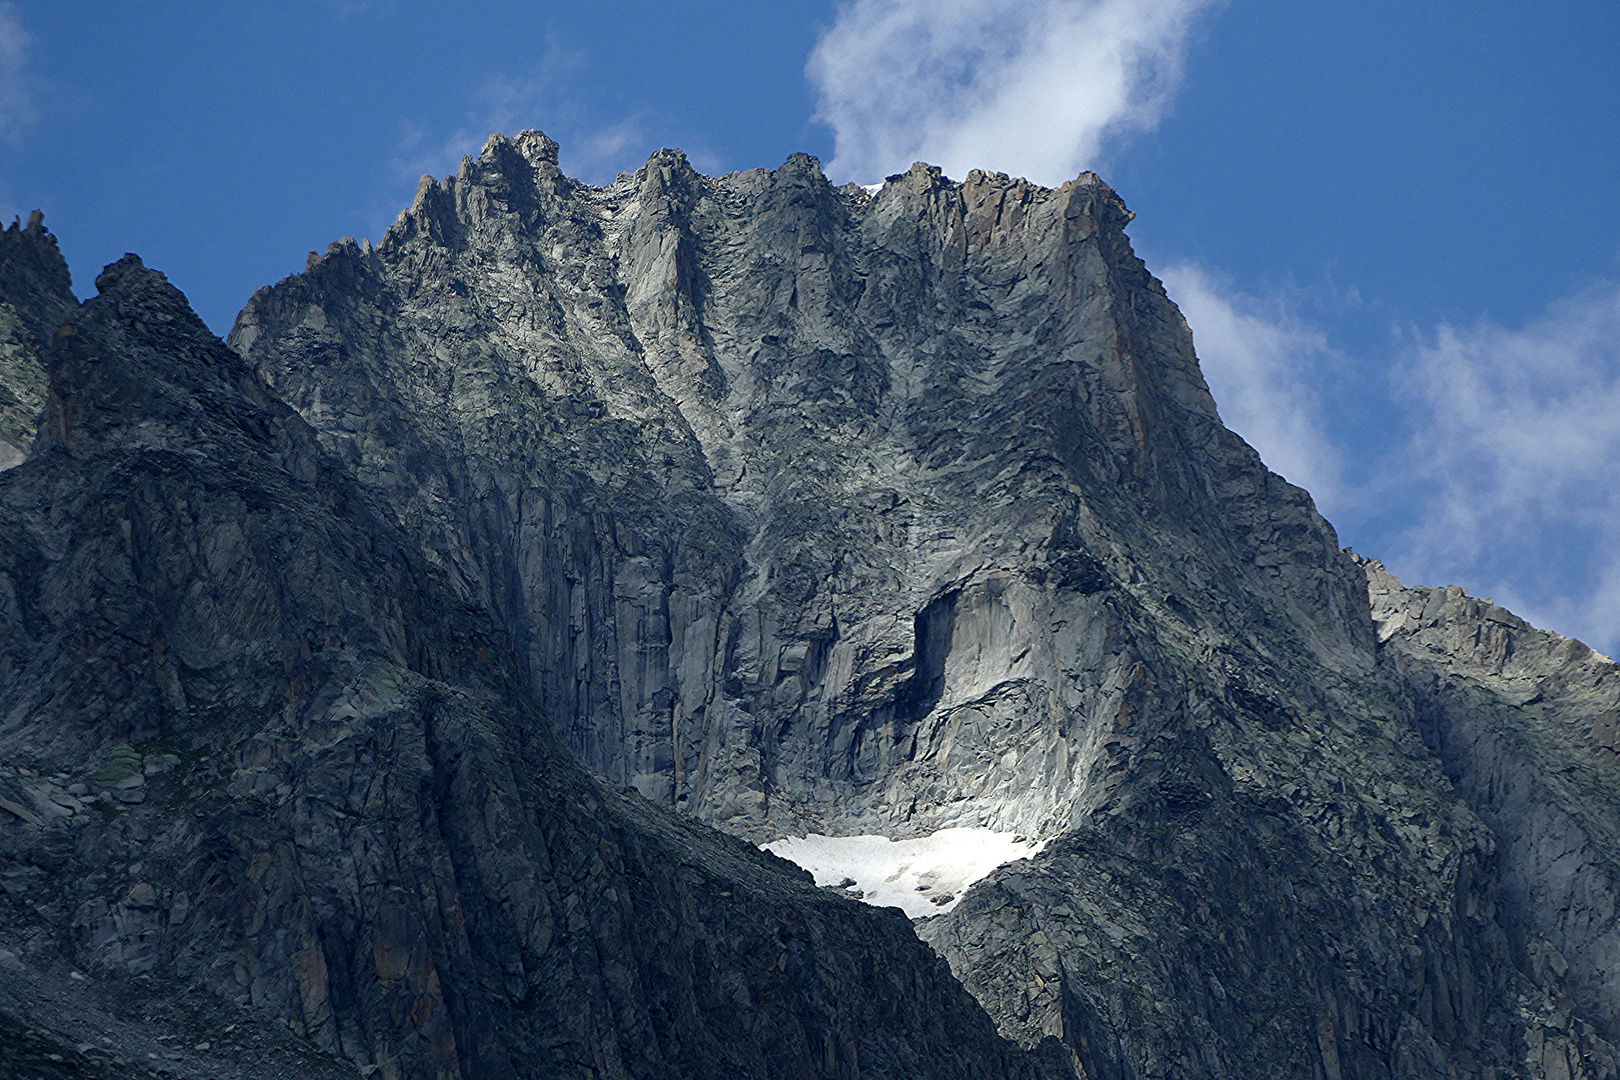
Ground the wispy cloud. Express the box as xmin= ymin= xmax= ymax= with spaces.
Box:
xmin=0 ymin=2 xmax=37 ymax=144
xmin=1167 ymin=265 xmax=1620 ymax=655
xmin=1388 ymin=284 xmax=1620 ymax=651
xmin=807 ymin=0 xmax=1220 ymax=185
xmin=394 ymin=38 xmax=659 ymax=190
xmin=393 ymin=39 xmax=580 ymax=183
xmin=1160 ymin=263 xmax=1347 ymax=511
xmin=558 ymin=115 xmax=652 ymax=180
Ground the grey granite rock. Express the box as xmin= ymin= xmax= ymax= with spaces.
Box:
xmin=231 ymin=134 xmax=1366 ymax=841
xmin=0 ymin=246 xmax=1063 ymax=1079
xmin=1366 ymin=556 xmax=1620 ymax=1070
xmin=3 ymin=128 xmax=1618 ymax=1080
xmin=228 ymin=132 xmax=1620 ymax=1078
xmin=0 ymin=211 xmax=76 ymax=470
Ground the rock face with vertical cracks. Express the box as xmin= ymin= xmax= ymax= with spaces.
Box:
xmin=225 ymin=133 xmax=1620 ymax=1079
xmin=0 ymin=242 xmax=1063 ymax=1079
xmin=232 ymin=132 xmax=1368 ymax=842
xmin=0 ymin=211 xmax=76 ymax=469
xmin=1365 ymin=557 xmax=1620 ymax=1075
xmin=4 ymin=129 xmax=1620 ymax=1080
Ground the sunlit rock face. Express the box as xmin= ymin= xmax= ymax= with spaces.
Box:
xmin=222 ymin=132 xmax=1620 ymax=1078
xmin=3 ymin=131 xmax=1617 ymax=1080
xmin=0 ymin=243 xmax=1060 ymax=1080
xmin=231 ymin=132 xmax=1367 ymax=847
xmin=0 ymin=211 xmax=74 ymax=469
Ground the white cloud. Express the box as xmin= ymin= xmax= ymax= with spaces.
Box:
xmin=1167 ymin=265 xmax=1620 ymax=655
xmin=807 ymin=0 xmax=1219 ymax=185
xmin=560 ymin=115 xmax=650 ymax=180
xmin=0 ymin=3 xmax=36 ymax=144
xmin=1388 ymin=284 xmax=1620 ymax=652
xmin=394 ymin=40 xmax=582 ymax=184
xmin=1160 ymin=263 xmax=1347 ymax=511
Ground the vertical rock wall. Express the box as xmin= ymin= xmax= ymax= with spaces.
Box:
xmin=0 ymin=249 xmax=1065 ymax=1080
xmin=0 ymin=211 xmax=76 ymax=468
xmin=1368 ymin=557 xmax=1620 ymax=1061
xmin=218 ymin=133 xmax=1620 ymax=1078
xmin=231 ymin=133 xmax=1367 ymax=843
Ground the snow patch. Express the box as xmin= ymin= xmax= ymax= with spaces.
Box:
xmin=860 ymin=182 xmax=884 ymax=195
xmin=763 ymin=827 xmax=1045 ymax=918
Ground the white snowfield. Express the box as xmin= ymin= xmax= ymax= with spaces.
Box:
xmin=762 ymin=828 xmax=1046 ymax=918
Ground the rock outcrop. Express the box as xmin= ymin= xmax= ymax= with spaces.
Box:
xmin=3 ymin=129 xmax=1618 ymax=1080
xmin=226 ymin=132 xmax=1620 ymax=1077
xmin=0 ymin=210 xmax=76 ymax=469
xmin=1366 ymin=557 xmax=1620 ymax=1077
xmin=231 ymin=132 xmax=1367 ymax=842
xmin=0 ymin=242 xmax=1063 ymax=1079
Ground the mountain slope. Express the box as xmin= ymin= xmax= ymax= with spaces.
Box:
xmin=0 ymin=211 xmax=76 ymax=469
xmin=1367 ymin=557 xmax=1620 ymax=1062
xmin=3 ymin=129 xmax=1617 ymax=1080
xmin=232 ymin=131 xmax=1366 ymax=837
xmin=228 ymin=132 xmax=1620 ymax=1079
xmin=0 ymin=239 xmax=1063 ymax=1080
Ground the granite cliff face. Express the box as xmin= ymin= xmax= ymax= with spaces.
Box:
xmin=2 ymin=130 xmax=1619 ymax=1080
xmin=231 ymin=131 xmax=1365 ymax=842
xmin=0 ymin=212 xmax=73 ymax=470
xmin=1366 ymin=559 xmax=1620 ymax=1069
xmin=0 ymin=240 xmax=1061 ymax=1078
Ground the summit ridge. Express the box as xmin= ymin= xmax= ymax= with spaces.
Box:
xmin=0 ymin=133 xmax=1616 ymax=1080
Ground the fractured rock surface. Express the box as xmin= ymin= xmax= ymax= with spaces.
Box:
xmin=228 ymin=132 xmax=1620 ymax=1076
xmin=0 ymin=211 xmax=76 ymax=469
xmin=1367 ymin=557 xmax=1620 ymax=1070
xmin=232 ymin=131 xmax=1366 ymax=844
xmin=0 ymin=241 xmax=1061 ymax=1079
xmin=1 ymin=129 xmax=1618 ymax=1080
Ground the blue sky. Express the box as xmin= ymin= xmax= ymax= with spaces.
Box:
xmin=3 ymin=1 xmax=1619 ymax=652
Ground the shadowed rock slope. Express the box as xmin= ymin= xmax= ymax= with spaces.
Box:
xmin=1366 ymin=557 xmax=1620 ymax=1071
xmin=226 ymin=132 xmax=1620 ymax=1079
xmin=0 ymin=242 xmax=1064 ymax=1079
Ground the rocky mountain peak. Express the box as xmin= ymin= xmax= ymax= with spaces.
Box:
xmin=0 ymin=211 xmax=76 ymax=468
xmin=3 ymin=133 xmax=1619 ymax=1080
xmin=36 ymin=252 xmax=324 ymax=489
xmin=495 ymin=127 xmax=562 ymax=168
xmin=233 ymin=133 xmax=1368 ymax=843
xmin=2 ymin=211 xmax=75 ymax=345
xmin=220 ymin=134 xmax=1620 ymax=1078
xmin=1 ymin=240 xmax=1063 ymax=1080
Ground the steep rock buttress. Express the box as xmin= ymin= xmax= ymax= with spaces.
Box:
xmin=222 ymin=133 xmax=1620 ymax=1078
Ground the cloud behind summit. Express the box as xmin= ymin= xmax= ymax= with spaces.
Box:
xmin=808 ymin=0 xmax=1219 ymax=185
xmin=0 ymin=3 xmax=36 ymax=145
